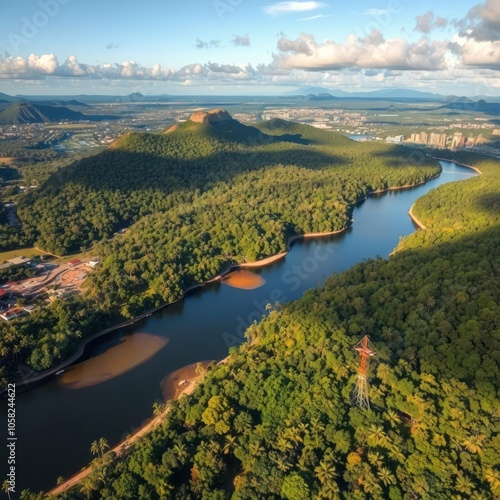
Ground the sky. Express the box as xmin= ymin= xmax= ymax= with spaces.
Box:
xmin=0 ymin=0 xmax=499 ymax=96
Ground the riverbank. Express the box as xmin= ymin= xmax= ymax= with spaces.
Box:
xmin=431 ymin=156 xmax=482 ymax=175
xmin=408 ymin=204 xmax=427 ymax=229
xmin=407 ymin=158 xmax=481 ymax=231
xmin=1 ymin=170 xmax=443 ymax=397
xmin=47 ymin=367 xmax=207 ymax=497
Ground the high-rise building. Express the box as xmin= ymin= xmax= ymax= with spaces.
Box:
xmin=451 ymin=132 xmax=464 ymax=149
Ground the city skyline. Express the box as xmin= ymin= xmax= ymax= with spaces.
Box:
xmin=0 ymin=0 xmax=499 ymax=95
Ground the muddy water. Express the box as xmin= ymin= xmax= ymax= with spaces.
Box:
xmin=58 ymin=333 xmax=169 ymax=389
xmin=1 ymin=161 xmax=476 ymax=493
xmin=221 ymin=269 xmax=266 ymax=289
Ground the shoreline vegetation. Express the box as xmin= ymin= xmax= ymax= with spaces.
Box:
xmin=0 ymin=117 xmax=444 ymax=390
xmin=0 ymin=169 xmax=452 ymax=397
xmin=44 ymin=154 xmax=496 ymax=494
xmin=47 ymin=360 xmax=213 ymax=497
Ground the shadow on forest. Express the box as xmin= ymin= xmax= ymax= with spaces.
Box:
xmin=209 ymin=119 xmax=314 ymax=146
xmin=38 ymin=142 xmax=348 ymax=195
xmin=370 ymin=146 xmax=430 ymax=168
xmin=282 ymin=222 xmax=499 ymax=386
xmin=472 ymin=190 xmax=500 ymax=216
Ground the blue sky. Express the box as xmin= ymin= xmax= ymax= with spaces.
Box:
xmin=0 ymin=0 xmax=498 ymax=95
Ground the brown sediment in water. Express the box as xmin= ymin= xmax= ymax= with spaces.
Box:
xmin=160 ymin=361 xmax=212 ymax=401
xmin=58 ymin=333 xmax=168 ymax=389
xmin=221 ymin=269 xmax=266 ymax=289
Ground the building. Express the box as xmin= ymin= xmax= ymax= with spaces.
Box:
xmin=0 ymin=308 xmax=27 ymax=321
xmin=386 ymin=135 xmax=404 ymax=143
xmin=68 ymin=259 xmax=81 ymax=267
xmin=451 ymin=132 xmax=465 ymax=149
xmin=87 ymin=259 xmax=100 ymax=269
xmin=6 ymin=256 xmax=31 ymax=267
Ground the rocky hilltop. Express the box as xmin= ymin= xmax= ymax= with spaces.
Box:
xmin=190 ymin=108 xmax=232 ymax=124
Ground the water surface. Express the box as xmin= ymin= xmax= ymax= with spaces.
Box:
xmin=0 ymin=161 xmax=476 ymax=492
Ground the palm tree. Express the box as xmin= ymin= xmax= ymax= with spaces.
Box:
xmin=152 ymin=401 xmax=165 ymax=417
xmin=385 ymin=410 xmax=400 ymax=428
xmin=462 ymin=434 xmax=486 ymax=454
xmin=377 ymin=466 xmax=396 ymax=486
xmin=249 ymin=441 xmax=265 ymax=457
xmin=223 ymin=435 xmax=237 ymax=456
xmin=276 ymin=435 xmax=294 ymax=452
xmin=456 ymin=473 xmax=474 ymax=495
xmin=276 ymin=457 xmax=292 ymax=472
xmin=173 ymin=442 xmax=188 ymax=462
xmin=90 ymin=440 xmax=100 ymax=458
xmin=98 ymin=437 xmax=110 ymax=457
xmin=314 ymin=460 xmax=337 ymax=484
xmin=2 ymin=480 xmax=12 ymax=500
xmin=367 ymin=452 xmax=383 ymax=467
xmin=485 ymin=468 xmax=500 ymax=494
xmin=80 ymin=477 xmax=96 ymax=499
xmin=319 ymin=479 xmax=340 ymax=500
xmin=367 ymin=425 xmax=387 ymax=447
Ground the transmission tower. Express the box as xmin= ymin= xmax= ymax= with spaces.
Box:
xmin=351 ymin=335 xmax=376 ymax=409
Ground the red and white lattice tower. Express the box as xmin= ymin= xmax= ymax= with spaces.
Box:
xmin=351 ymin=335 xmax=376 ymax=409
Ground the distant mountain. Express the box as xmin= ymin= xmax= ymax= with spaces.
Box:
xmin=284 ymin=86 xmax=339 ymax=96
xmin=444 ymin=95 xmax=474 ymax=104
xmin=0 ymin=102 xmax=86 ymax=124
xmin=31 ymin=99 xmax=89 ymax=107
xmin=303 ymin=93 xmax=337 ymax=101
xmin=0 ymin=92 xmax=15 ymax=102
xmin=285 ymin=87 xmax=443 ymax=100
xmin=443 ymin=99 xmax=500 ymax=113
xmin=123 ymin=92 xmax=146 ymax=102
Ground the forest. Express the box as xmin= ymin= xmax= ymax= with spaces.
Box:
xmin=25 ymin=152 xmax=497 ymax=499
xmin=0 ymin=116 xmax=441 ymax=377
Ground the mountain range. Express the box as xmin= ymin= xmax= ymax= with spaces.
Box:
xmin=0 ymin=101 xmax=87 ymax=124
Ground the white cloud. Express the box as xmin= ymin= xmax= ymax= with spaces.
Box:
xmin=457 ymin=0 xmax=500 ymax=41
xmin=415 ymin=11 xmax=448 ymax=34
xmin=195 ymin=39 xmax=222 ymax=49
xmin=232 ymin=34 xmax=251 ymax=47
xmin=275 ymin=31 xmax=450 ymax=71
xmin=362 ymin=8 xmax=390 ymax=16
xmin=299 ymin=14 xmax=330 ymax=21
xmin=453 ymin=35 xmax=500 ymax=70
xmin=263 ymin=1 xmax=327 ymax=17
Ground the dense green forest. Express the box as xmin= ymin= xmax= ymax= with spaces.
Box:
xmin=0 ymin=149 xmax=93 ymax=251
xmin=35 ymin=153 xmax=497 ymax=499
xmin=17 ymin=117 xmax=438 ymax=255
xmin=0 ymin=116 xmax=441 ymax=377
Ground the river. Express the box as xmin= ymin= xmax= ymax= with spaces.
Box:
xmin=0 ymin=160 xmax=476 ymax=494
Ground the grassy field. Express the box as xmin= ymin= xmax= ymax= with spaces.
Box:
xmin=0 ymin=246 xmax=47 ymax=262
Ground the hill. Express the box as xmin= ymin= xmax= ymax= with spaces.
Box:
xmin=285 ymin=87 xmax=443 ymax=100
xmin=57 ymin=153 xmax=498 ymax=499
xmin=0 ymin=91 xmax=14 ymax=102
xmin=303 ymin=93 xmax=337 ymax=101
xmin=165 ymin=109 xmax=312 ymax=145
xmin=1 ymin=111 xmax=440 ymax=377
xmin=0 ymin=101 xmax=86 ymax=124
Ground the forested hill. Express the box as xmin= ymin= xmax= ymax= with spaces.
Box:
xmin=0 ymin=101 xmax=86 ymax=124
xmin=16 ymin=111 xmax=438 ymax=255
xmin=0 ymin=112 xmax=442 ymax=379
xmin=47 ymin=154 xmax=499 ymax=500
